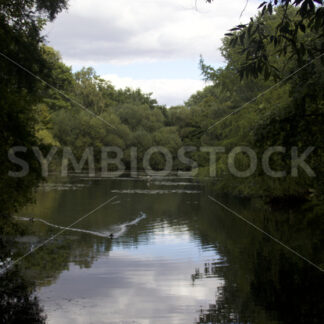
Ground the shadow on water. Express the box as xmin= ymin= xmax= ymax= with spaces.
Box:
xmin=194 ymin=197 xmax=324 ymax=324
xmin=2 ymin=176 xmax=323 ymax=323
xmin=0 ymin=234 xmax=46 ymax=323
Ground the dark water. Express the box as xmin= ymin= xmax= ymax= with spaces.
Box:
xmin=3 ymin=176 xmax=324 ymax=323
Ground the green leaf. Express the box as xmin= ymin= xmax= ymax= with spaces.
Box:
xmin=239 ymin=31 xmax=246 ymax=46
xmin=299 ymin=23 xmax=306 ymax=33
xmin=258 ymin=1 xmax=267 ymax=9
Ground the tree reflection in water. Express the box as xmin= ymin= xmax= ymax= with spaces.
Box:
xmin=194 ymin=200 xmax=324 ymax=324
xmin=4 ymin=179 xmax=324 ymax=324
xmin=0 ymin=237 xmax=46 ymax=324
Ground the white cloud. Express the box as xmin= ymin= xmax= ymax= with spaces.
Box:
xmin=102 ymin=74 xmax=206 ymax=106
xmin=44 ymin=0 xmax=260 ymax=105
xmin=45 ymin=0 xmax=260 ymax=65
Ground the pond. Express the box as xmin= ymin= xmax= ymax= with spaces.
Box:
xmin=7 ymin=175 xmax=324 ymax=323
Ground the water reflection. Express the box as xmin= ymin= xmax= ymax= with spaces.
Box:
xmin=6 ymin=176 xmax=323 ymax=323
xmin=0 ymin=235 xmax=46 ymax=323
xmin=194 ymin=197 xmax=324 ymax=324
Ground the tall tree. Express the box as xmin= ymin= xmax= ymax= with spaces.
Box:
xmin=0 ymin=0 xmax=68 ymax=218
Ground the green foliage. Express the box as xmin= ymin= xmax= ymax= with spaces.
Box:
xmin=2 ymin=0 xmax=324 ymax=223
xmin=214 ymin=1 xmax=324 ymax=79
xmin=33 ymin=50 xmax=181 ymax=171
xmin=0 ymin=0 xmax=68 ymax=217
xmin=191 ymin=5 xmax=324 ymax=201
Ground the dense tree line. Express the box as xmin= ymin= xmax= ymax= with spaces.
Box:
xmin=35 ymin=7 xmax=324 ymax=202
xmin=172 ymin=5 xmax=324 ymax=202
xmin=34 ymin=47 xmax=183 ymax=171
xmin=1 ymin=1 xmax=324 ymax=222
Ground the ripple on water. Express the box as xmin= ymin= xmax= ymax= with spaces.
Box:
xmin=110 ymin=189 xmax=201 ymax=194
xmin=152 ymin=181 xmax=200 ymax=186
xmin=38 ymin=183 xmax=88 ymax=192
xmin=14 ymin=213 xmax=147 ymax=239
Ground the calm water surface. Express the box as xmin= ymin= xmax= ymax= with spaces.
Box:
xmin=11 ymin=176 xmax=324 ymax=323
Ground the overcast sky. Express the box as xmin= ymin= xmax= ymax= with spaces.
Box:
xmin=45 ymin=0 xmax=260 ymax=106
